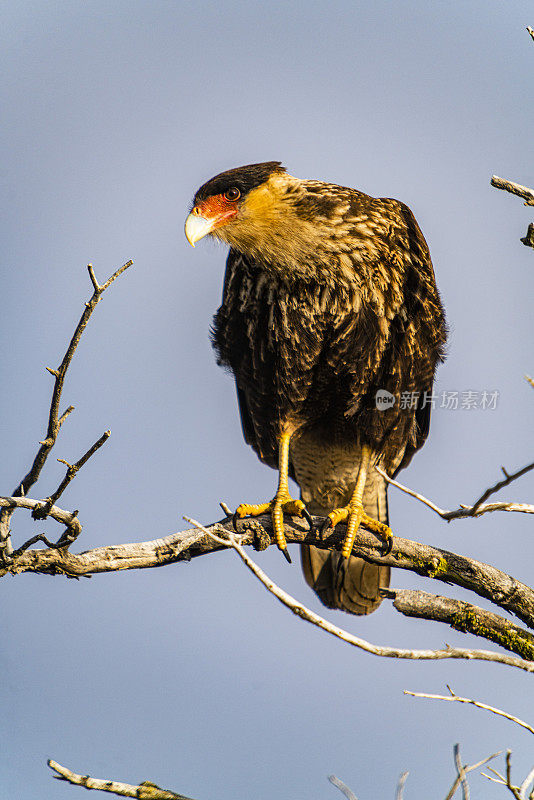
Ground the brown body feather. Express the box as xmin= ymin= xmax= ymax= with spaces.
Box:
xmin=203 ymin=165 xmax=446 ymax=614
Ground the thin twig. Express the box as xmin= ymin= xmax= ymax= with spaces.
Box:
xmin=470 ymin=461 xmax=534 ymax=513
xmin=491 ymin=176 xmax=534 ymax=207
xmin=376 ymin=466 xmax=448 ymax=515
xmin=482 ymin=766 xmax=506 ymax=785
xmin=58 ymin=405 xmax=75 ymax=428
xmin=12 ymin=533 xmax=63 ymax=555
xmin=376 ymin=464 xmax=534 ymax=520
xmin=396 ymin=771 xmax=409 ymax=800
xmin=328 ymin=775 xmax=358 ymax=800
xmin=48 ymin=760 xmax=193 ymax=799
xmin=505 ymin=752 xmax=523 ymax=800
xmin=405 ymin=687 xmax=534 ymax=736
xmin=444 ymin=750 xmax=501 ymax=800
xmin=454 ymin=744 xmax=470 ymax=800
xmin=44 ymin=430 xmax=111 ymax=511
xmin=0 ymin=260 xmax=132 ymax=561
xmin=520 ymin=767 xmax=534 ymax=799
xmin=527 ymin=26 xmax=534 ymax=43
xmin=185 ymin=517 xmax=534 ymax=672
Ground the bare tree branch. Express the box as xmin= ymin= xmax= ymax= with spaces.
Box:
xmin=181 ymin=519 xmax=534 ymax=672
xmin=506 ymin=752 xmax=523 ymax=800
xmin=0 ymin=260 xmax=132 ymax=563
xmin=390 ymin=590 xmax=534 ymax=661
xmin=2 ymin=497 xmax=82 ymax=560
xmin=376 ymin=462 xmax=534 ymax=520
xmin=491 ymin=176 xmax=534 ymax=207
xmin=444 ymin=749 xmax=501 ymax=800
xmin=491 ymin=174 xmax=534 ymax=249
xmin=37 ymin=429 xmax=111 ymax=529
xmin=12 ymin=533 xmax=77 ymax=558
xmin=330 ymin=749 xmax=496 ymax=800
xmin=328 ymin=774 xmax=358 ymax=800
xmin=527 ymin=25 xmax=534 ymax=42
xmin=482 ymin=752 xmax=524 ymax=799
xmin=4 ymin=507 xmax=534 ymax=638
xmin=404 ymin=687 xmax=534 ymax=736
xmin=469 ymin=461 xmax=534 ymax=514
xmin=453 ymin=744 xmax=470 ymax=800
xmin=519 ymin=767 xmax=534 ymax=798
xmin=396 ymin=771 xmax=409 ymax=800
xmin=411 ymin=686 xmax=534 ymax=799
xmin=48 ymin=760 xmax=194 ymax=799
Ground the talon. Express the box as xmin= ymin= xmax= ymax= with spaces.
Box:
xmin=281 ymin=547 xmax=292 ymax=564
xmin=336 ymin=555 xmax=346 ymax=578
xmin=320 ymin=517 xmax=333 ymax=538
xmin=303 ymin=507 xmax=315 ymax=534
xmin=232 ymin=512 xmax=241 ymax=533
xmin=381 ymin=535 xmax=393 ymax=556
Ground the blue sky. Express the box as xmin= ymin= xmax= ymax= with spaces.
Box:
xmin=2 ymin=2 xmax=534 ymax=798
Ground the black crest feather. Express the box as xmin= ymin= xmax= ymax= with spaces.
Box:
xmin=194 ymin=161 xmax=285 ymax=204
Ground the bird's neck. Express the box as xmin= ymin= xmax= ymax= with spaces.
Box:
xmin=214 ymin=174 xmax=354 ymax=284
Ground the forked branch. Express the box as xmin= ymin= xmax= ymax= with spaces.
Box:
xmin=0 ymin=260 xmax=132 ymax=562
xmin=376 ymin=461 xmax=534 ymax=520
xmin=50 ymin=430 xmax=111 ymax=507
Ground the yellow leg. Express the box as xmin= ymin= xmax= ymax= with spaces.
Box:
xmin=322 ymin=445 xmax=392 ymax=558
xmin=234 ymin=432 xmax=313 ymax=563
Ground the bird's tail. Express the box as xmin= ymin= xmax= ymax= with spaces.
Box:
xmin=300 ymin=469 xmax=390 ymax=615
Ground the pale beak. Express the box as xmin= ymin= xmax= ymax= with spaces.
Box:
xmin=184 ymin=212 xmax=216 ymax=247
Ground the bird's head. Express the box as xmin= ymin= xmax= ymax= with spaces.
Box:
xmin=185 ymin=161 xmax=350 ymax=274
xmin=185 ymin=161 xmax=291 ymax=250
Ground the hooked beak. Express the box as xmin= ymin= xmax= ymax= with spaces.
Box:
xmin=184 ymin=211 xmax=217 ymax=247
xmin=185 ymin=204 xmax=238 ymax=247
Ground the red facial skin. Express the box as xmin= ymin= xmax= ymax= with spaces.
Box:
xmin=191 ymin=194 xmax=239 ymax=229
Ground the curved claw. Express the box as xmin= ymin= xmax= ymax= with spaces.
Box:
xmin=320 ymin=517 xmax=333 ymax=538
xmin=381 ymin=536 xmax=393 ymax=556
xmin=281 ymin=547 xmax=292 ymax=564
xmin=302 ymin=507 xmax=315 ymax=535
xmin=335 ymin=554 xmax=347 ymax=578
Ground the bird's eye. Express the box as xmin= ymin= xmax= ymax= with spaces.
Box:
xmin=224 ymin=187 xmax=241 ymax=201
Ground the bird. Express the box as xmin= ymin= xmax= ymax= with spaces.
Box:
xmin=185 ymin=161 xmax=446 ymax=615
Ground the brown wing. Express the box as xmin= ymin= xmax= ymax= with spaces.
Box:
xmin=299 ymin=196 xmax=446 ymax=615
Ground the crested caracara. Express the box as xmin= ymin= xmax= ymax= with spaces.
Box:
xmin=185 ymin=161 xmax=446 ymax=615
